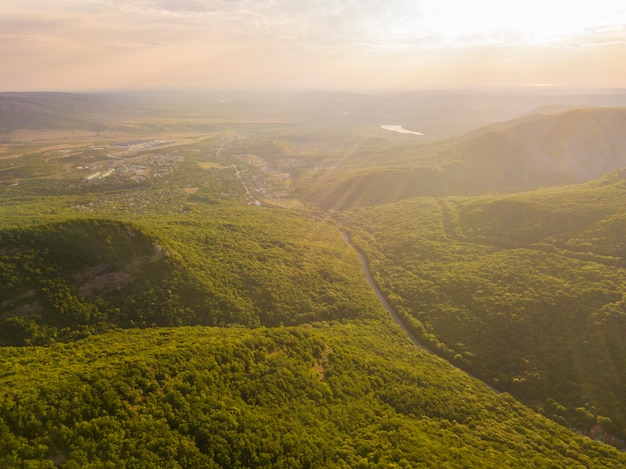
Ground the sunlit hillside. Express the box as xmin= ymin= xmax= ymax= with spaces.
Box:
xmin=342 ymin=170 xmax=626 ymax=443
xmin=302 ymin=107 xmax=626 ymax=210
xmin=1 ymin=90 xmax=625 ymax=466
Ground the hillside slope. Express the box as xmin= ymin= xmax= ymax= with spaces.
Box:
xmin=1 ymin=322 xmax=625 ymax=468
xmin=0 ymin=211 xmax=383 ymax=345
xmin=303 ymin=107 xmax=626 ymax=209
xmin=455 ymin=107 xmax=626 ymax=182
xmin=342 ymin=171 xmax=626 ymax=443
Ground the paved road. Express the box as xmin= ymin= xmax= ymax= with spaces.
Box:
xmin=342 ymin=232 xmax=431 ymax=352
xmin=233 ymin=165 xmax=262 ymax=206
xmin=342 ymin=231 xmax=500 ymax=393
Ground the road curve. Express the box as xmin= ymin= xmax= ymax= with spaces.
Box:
xmin=342 ymin=232 xmax=431 ymax=352
xmin=342 ymin=231 xmax=500 ymax=394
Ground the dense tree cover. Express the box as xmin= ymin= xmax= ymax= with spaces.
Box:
xmin=342 ymin=183 xmax=626 ymax=443
xmin=2 ymin=102 xmax=626 ymax=465
xmin=1 ymin=322 xmax=624 ymax=468
xmin=448 ymin=170 xmax=626 ymax=261
xmin=0 ymin=206 xmax=382 ymax=345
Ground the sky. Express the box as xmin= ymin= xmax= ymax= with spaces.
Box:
xmin=1 ymin=0 xmax=625 ymax=92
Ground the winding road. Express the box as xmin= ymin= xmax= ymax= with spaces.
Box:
xmin=342 ymin=231 xmax=500 ymax=393
xmin=342 ymin=232 xmax=432 ymax=352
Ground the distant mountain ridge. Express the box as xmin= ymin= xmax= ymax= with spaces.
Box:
xmin=0 ymin=92 xmax=115 ymax=133
xmin=519 ymin=104 xmax=588 ymax=117
xmin=305 ymin=107 xmax=626 ymax=209
xmin=456 ymin=107 xmax=626 ymax=183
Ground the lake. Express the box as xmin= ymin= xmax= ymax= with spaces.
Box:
xmin=381 ymin=125 xmax=424 ymax=136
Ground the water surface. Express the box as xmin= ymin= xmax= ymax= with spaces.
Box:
xmin=381 ymin=125 xmax=423 ymax=136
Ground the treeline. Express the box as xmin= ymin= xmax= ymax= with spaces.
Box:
xmin=1 ymin=322 xmax=625 ymax=468
xmin=343 ymin=188 xmax=626 ymax=442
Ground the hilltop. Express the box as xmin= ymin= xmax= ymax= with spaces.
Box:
xmin=455 ymin=107 xmax=626 ymax=183
xmin=0 ymin=211 xmax=382 ymax=346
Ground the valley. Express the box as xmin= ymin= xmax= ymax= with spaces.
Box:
xmin=0 ymin=90 xmax=625 ymax=467
xmin=343 ymin=231 xmax=432 ymax=352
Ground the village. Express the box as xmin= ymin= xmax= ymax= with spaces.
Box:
xmin=84 ymin=140 xmax=182 ymax=184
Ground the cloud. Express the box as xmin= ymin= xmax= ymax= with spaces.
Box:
xmin=570 ymin=25 xmax=626 ymax=47
xmin=1 ymin=0 xmax=625 ymax=91
xmin=95 ymin=0 xmax=425 ymax=48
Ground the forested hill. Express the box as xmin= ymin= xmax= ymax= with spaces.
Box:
xmin=0 ymin=93 xmax=119 ymax=133
xmin=1 ymin=90 xmax=625 ymax=465
xmin=342 ymin=169 xmax=626 ymax=444
xmin=453 ymin=107 xmax=626 ymax=182
xmin=2 ymin=322 xmax=626 ymax=468
xmin=302 ymin=107 xmax=626 ymax=210
xmin=0 ymin=212 xmax=383 ymax=346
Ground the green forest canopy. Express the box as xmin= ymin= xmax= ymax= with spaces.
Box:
xmin=1 ymin=322 xmax=625 ymax=468
xmin=342 ymin=172 xmax=626 ymax=441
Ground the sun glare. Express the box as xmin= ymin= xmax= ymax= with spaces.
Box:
xmin=1 ymin=0 xmax=625 ymax=90
xmin=393 ymin=0 xmax=626 ymax=47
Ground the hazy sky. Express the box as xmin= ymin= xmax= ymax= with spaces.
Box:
xmin=2 ymin=0 xmax=625 ymax=91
